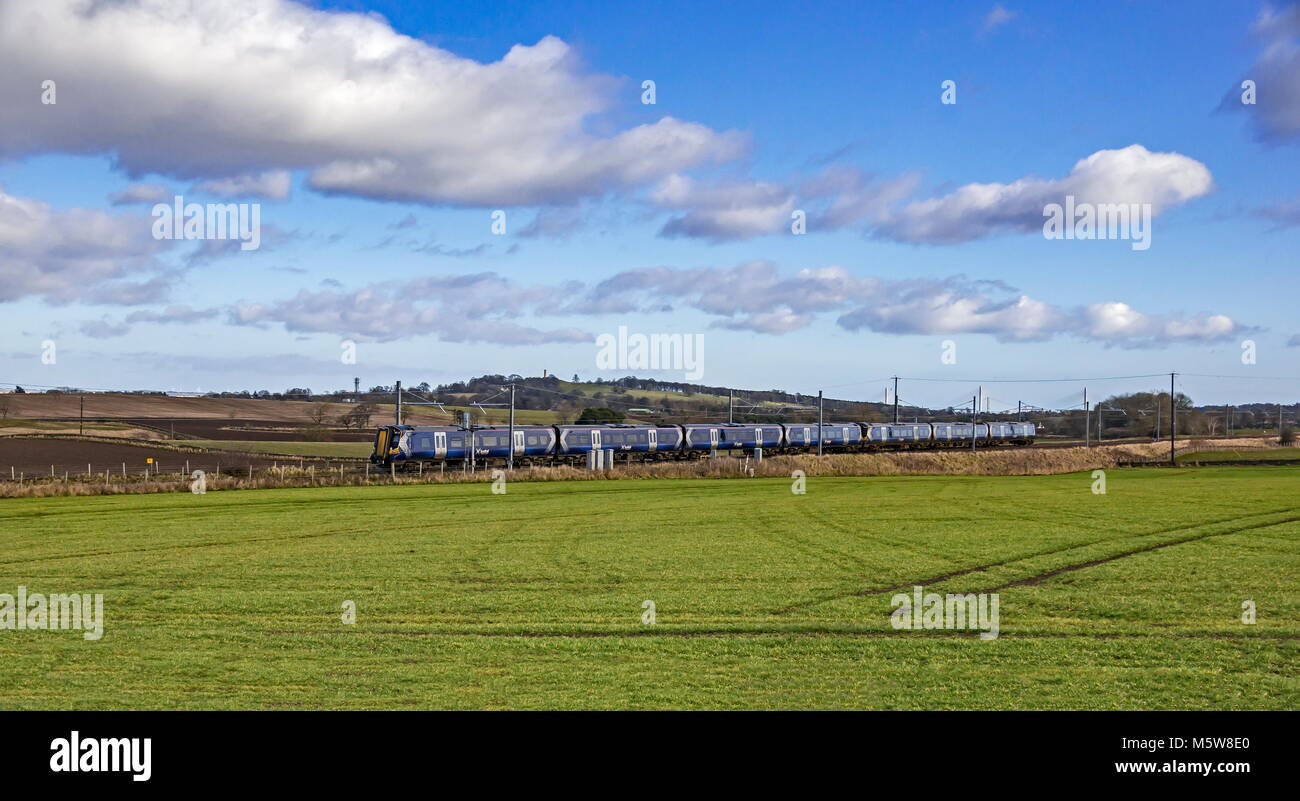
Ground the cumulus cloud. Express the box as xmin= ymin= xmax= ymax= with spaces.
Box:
xmin=194 ymin=171 xmax=292 ymax=201
xmin=580 ymin=262 xmax=1246 ymax=345
xmin=109 ymin=183 xmax=174 ymax=206
xmin=876 ymin=145 xmax=1214 ymax=244
xmin=0 ymin=187 xmax=172 ymax=304
xmin=231 ymin=273 xmax=592 ymax=344
xmin=0 ymin=0 xmax=744 ymax=206
xmin=1221 ymin=3 xmax=1300 ymax=143
xmin=651 ymin=175 xmax=796 ymax=241
xmin=643 ymin=146 xmax=1208 ymax=245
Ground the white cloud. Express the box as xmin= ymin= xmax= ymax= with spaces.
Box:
xmin=877 ymin=145 xmax=1214 ymax=244
xmin=0 ymin=0 xmax=744 ymax=206
xmin=651 ymin=175 xmax=796 ymax=241
xmin=979 ymin=4 xmax=1018 ymax=36
xmin=231 ymin=274 xmax=593 ymax=345
xmin=194 ymin=171 xmax=292 ymax=201
xmin=0 ymin=187 xmax=171 ymax=304
xmin=109 ymin=183 xmax=174 ymax=206
xmin=582 ymin=263 xmax=1245 ymax=346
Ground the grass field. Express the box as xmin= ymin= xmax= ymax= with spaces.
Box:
xmin=186 ymin=439 xmax=374 ymax=458
xmin=1178 ymin=448 xmax=1300 ymax=463
xmin=1 ymin=467 xmax=1296 ymax=709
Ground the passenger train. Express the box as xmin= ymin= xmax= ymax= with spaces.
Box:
xmin=370 ymin=420 xmax=1035 ymax=467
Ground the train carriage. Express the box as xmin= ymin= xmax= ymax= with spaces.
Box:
xmin=986 ymin=422 xmax=1016 ymax=443
xmin=780 ymin=422 xmax=861 ymax=449
xmin=863 ymin=423 xmax=933 ymax=447
xmin=1010 ymin=422 xmax=1036 ymax=444
xmin=373 ymin=424 xmax=557 ymax=464
xmin=682 ymin=423 xmax=783 ymax=452
xmin=556 ymin=424 xmax=683 ymax=456
xmin=927 ymin=422 xmax=989 ymax=446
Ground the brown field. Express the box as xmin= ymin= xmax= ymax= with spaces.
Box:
xmin=0 ymin=392 xmax=442 ymax=424
xmin=0 ymin=436 xmax=286 ymax=475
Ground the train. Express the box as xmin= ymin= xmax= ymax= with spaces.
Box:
xmin=370 ymin=420 xmax=1035 ymax=467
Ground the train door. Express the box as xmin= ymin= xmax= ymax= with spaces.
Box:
xmin=434 ymin=431 xmax=447 ymax=457
xmin=373 ymin=427 xmax=392 ymax=462
xmin=648 ymin=428 xmax=658 ymax=452
xmin=754 ymin=427 xmax=762 ymax=448
xmin=591 ymin=429 xmax=602 ymax=451
xmin=512 ymin=430 xmax=525 ymax=455
xmin=803 ymin=426 xmax=811 ymax=445
xmin=709 ymin=428 xmax=719 ymax=449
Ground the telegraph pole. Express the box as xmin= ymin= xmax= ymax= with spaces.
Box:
xmin=892 ymin=376 xmax=899 ymax=424
xmin=971 ymin=396 xmax=977 ymax=453
xmin=79 ymin=395 xmax=84 ymax=436
xmin=728 ymin=389 xmax=734 ymax=425
xmin=507 ymin=383 xmax=516 ymax=470
xmin=1169 ymin=372 xmax=1176 ymax=465
xmin=817 ymin=390 xmax=824 ymax=457
xmin=1084 ymin=388 xmax=1089 ymax=448
xmin=1017 ymin=400 xmax=1022 ymax=422
xmin=395 ymin=380 xmax=402 ymax=426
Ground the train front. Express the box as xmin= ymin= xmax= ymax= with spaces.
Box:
xmin=370 ymin=425 xmax=406 ymax=466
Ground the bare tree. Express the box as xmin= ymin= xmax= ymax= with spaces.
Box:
xmin=342 ymin=402 xmax=377 ymax=430
xmin=0 ymin=395 xmax=8 ymax=420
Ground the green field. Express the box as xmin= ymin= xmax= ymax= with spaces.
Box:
xmin=1177 ymin=448 xmax=1300 ymax=463
xmin=1 ymin=467 xmax=1296 ymax=709
xmin=187 ymin=439 xmax=374 ymax=458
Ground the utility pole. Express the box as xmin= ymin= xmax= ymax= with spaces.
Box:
xmin=971 ymin=396 xmax=977 ymax=453
xmin=354 ymin=377 xmax=360 ymax=397
xmin=507 ymin=383 xmax=516 ymax=471
xmin=817 ymin=390 xmax=824 ymax=457
xmin=892 ymin=376 xmax=899 ymax=424
xmin=1097 ymin=405 xmax=1103 ymax=441
xmin=395 ymin=380 xmax=402 ymax=426
xmin=728 ymin=389 xmax=734 ymax=425
xmin=1154 ymin=400 xmax=1160 ymax=442
xmin=1018 ymin=400 xmax=1022 ymax=422
xmin=1084 ymin=388 xmax=1089 ymax=448
xmin=79 ymin=395 xmax=84 ymax=436
xmin=1170 ymin=372 xmax=1176 ymax=465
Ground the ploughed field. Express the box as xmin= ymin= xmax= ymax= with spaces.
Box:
xmin=0 ymin=436 xmax=284 ymax=475
xmin=0 ymin=467 xmax=1295 ymax=709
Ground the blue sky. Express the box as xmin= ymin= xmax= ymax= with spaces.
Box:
xmin=1 ymin=0 xmax=1297 ymax=409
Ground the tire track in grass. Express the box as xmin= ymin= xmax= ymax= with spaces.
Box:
xmin=769 ymin=505 xmax=1300 ymax=615
xmin=974 ymin=513 xmax=1300 ymax=593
